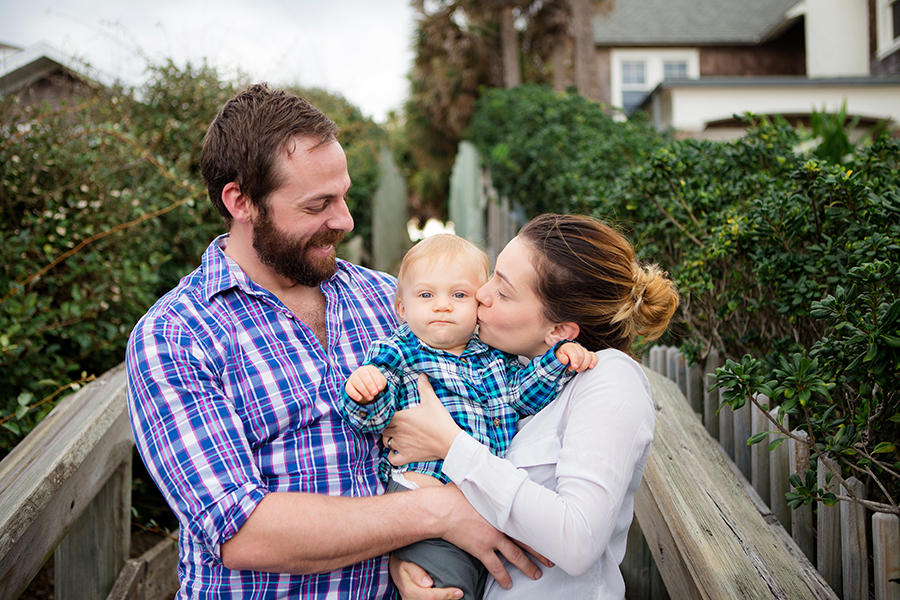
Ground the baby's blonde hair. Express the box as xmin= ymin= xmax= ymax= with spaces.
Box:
xmin=395 ymin=234 xmax=490 ymax=312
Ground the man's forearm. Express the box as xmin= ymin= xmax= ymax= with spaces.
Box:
xmin=220 ymin=487 xmax=450 ymax=574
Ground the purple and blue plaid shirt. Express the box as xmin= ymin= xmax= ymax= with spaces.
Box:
xmin=126 ymin=235 xmax=398 ymax=599
xmin=337 ymin=322 xmax=573 ymax=484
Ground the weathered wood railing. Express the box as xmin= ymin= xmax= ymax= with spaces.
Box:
xmin=0 ymin=363 xmax=177 ymax=600
xmin=3 ymin=357 xmax=897 ymax=599
xmin=637 ymin=346 xmax=900 ymax=600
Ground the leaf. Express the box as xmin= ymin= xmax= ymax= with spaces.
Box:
xmin=17 ymin=392 xmax=34 ymax=407
xmin=747 ymin=431 xmax=770 ymax=445
xmin=768 ymin=438 xmax=786 ymax=452
xmin=872 ymin=442 xmax=897 ymax=454
xmin=15 ymin=405 xmax=29 ymax=420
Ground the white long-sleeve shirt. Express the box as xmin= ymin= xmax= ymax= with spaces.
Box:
xmin=442 ymin=349 xmax=655 ymax=599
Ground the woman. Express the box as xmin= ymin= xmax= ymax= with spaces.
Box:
xmin=384 ymin=214 xmax=679 ymax=599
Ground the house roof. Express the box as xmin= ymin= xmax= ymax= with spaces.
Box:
xmin=0 ymin=41 xmax=91 ymax=95
xmin=592 ymin=0 xmax=803 ymax=46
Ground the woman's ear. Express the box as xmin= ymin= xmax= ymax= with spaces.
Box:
xmin=221 ymin=181 xmax=253 ymax=224
xmin=545 ymin=321 xmax=580 ymax=346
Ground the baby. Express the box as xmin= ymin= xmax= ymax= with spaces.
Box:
xmin=337 ymin=234 xmax=595 ymax=599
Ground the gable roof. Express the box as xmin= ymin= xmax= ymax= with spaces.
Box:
xmin=0 ymin=41 xmax=92 ymax=95
xmin=592 ymin=0 xmax=803 ymax=46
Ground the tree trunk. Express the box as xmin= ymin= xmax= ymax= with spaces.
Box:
xmin=501 ymin=5 xmax=521 ymax=88
xmin=551 ymin=34 xmax=571 ymax=92
xmin=569 ymin=0 xmax=601 ymax=100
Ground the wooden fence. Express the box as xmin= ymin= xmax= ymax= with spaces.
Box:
xmin=640 ymin=346 xmax=900 ymax=600
xmin=0 ymin=364 xmax=177 ymax=600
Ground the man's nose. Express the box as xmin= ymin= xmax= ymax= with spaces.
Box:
xmin=327 ymin=197 xmax=354 ymax=233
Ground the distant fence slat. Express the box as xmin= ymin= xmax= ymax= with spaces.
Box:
xmin=873 ymin=513 xmax=900 ymax=600
xmin=750 ymin=399 xmax=771 ymax=507
xmin=718 ymin=388 xmax=735 ymax=460
xmin=733 ymin=402 xmax=751 ymax=480
xmin=0 ymin=364 xmax=131 ymax=599
xmin=703 ymin=350 xmax=721 ymax=440
xmin=635 ymin=367 xmax=836 ymax=599
xmin=841 ymin=477 xmax=869 ymax=600
xmin=817 ymin=455 xmax=843 ymax=594
xmin=789 ymin=431 xmax=814 ymax=563
xmin=769 ymin=410 xmax=792 ymax=537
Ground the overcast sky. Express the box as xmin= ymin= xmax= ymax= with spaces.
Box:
xmin=0 ymin=0 xmax=416 ymax=122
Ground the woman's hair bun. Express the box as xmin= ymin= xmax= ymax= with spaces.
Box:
xmin=631 ymin=263 xmax=679 ymax=341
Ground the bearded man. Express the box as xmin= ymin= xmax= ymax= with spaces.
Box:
xmin=125 ymin=84 xmax=540 ymax=599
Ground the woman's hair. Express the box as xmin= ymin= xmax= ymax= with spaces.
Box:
xmin=518 ymin=214 xmax=679 ymax=354
xmin=200 ymin=83 xmax=338 ymax=225
xmin=395 ymin=234 xmax=490 ymax=311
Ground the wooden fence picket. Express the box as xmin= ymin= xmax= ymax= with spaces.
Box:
xmin=841 ymin=477 xmax=869 ymax=600
xmin=750 ymin=399 xmax=771 ymax=506
xmin=769 ymin=409 xmax=792 ymax=536
xmin=873 ymin=513 xmax=899 ymax=600
xmin=733 ymin=401 xmax=751 ymax=480
xmin=817 ymin=455 xmax=843 ymax=594
xmin=703 ymin=350 xmax=721 ymax=439
xmin=789 ymin=431 xmax=814 ymax=562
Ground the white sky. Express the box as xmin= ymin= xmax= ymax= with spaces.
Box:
xmin=0 ymin=0 xmax=416 ymax=122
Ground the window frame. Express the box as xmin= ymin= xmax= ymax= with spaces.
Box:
xmin=610 ymin=49 xmax=700 ymax=113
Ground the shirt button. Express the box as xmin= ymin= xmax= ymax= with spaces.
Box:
xmin=357 ymin=474 xmax=364 ymax=484
xmin=493 ymin=418 xmax=501 ymax=427
xmin=460 ymin=357 xmax=467 ymax=363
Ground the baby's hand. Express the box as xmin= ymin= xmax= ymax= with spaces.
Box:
xmin=345 ymin=365 xmax=388 ymax=404
xmin=556 ymin=342 xmax=598 ymax=372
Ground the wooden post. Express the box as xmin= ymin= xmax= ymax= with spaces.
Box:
xmin=750 ymin=398 xmax=771 ymax=506
xmin=56 ymin=456 xmax=132 ymax=600
xmin=770 ymin=409 xmax=792 ymax=536
xmin=685 ymin=362 xmax=704 ymax=417
xmin=0 ymin=365 xmax=133 ymax=599
xmin=789 ymin=431 xmax=814 ymax=563
xmin=817 ymin=455 xmax=842 ymax=594
xmin=650 ymin=345 xmax=665 ymax=374
xmin=719 ymin=388 xmax=735 ymax=459
xmin=840 ymin=477 xmax=868 ymax=600
xmin=704 ymin=350 xmax=721 ymax=440
xmin=666 ymin=346 xmax=680 ymax=382
xmin=733 ymin=402 xmax=751 ymax=480
xmin=873 ymin=513 xmax=899 ymax=600
xmin=673 ymin=350 xmax=687 ymax=396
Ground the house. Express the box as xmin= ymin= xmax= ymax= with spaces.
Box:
xmin=591 ymin=0 xmax=900 ymax=138
xmin=0 ymin=41 xmax=97 ymax=106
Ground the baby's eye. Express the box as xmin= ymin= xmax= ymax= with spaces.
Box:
xmin=452 ymin=292 xmax=468 ymax=299
xmin=419 ymin=292 xmax=433 ymax=299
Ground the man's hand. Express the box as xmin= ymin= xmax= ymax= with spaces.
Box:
xmin=555 ymin=343 xmax=598 ymax=372
xmin=426 ymin=483 xmax=542 ymax=590
xmin=344 ymin=365 xmax=387 ymax=404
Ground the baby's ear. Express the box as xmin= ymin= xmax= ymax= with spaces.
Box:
xmin=395 ymin=298 xmax=406 ymax=321
xmin=545 ymin=321 xmax=580 ymax=346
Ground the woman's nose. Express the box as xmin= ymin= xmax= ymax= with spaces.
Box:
xmin=476 ymin=284 xmax=491 ymax=306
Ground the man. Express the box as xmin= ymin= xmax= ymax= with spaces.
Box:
xmin=126 ymin=84 xmax=540 ymax=598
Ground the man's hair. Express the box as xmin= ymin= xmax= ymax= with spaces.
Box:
xmin=395 ymin=234 xmax=490 ymax=312
xmin=200 ymin=83 xmax=339 ymax=224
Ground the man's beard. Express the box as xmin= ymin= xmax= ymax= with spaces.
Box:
xmin=252 ymin=205 xmax=344 ymax=287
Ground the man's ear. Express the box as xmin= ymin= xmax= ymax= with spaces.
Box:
xmin=545 ymin=321 xmax=580 ymax=346
xmin=221 ymin=182 xmax=253 ymax=224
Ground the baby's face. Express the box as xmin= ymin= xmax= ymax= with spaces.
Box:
xmin=397 ymin=257 xmax=483 ymax=355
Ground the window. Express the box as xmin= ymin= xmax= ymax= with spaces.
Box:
xmin=610 ymin=50 xmax=700 ymax=114
xmin=877 ymin=0 xmax=900 ymax=55
xmin=664 ymin=61 xmax=689 ymax=80
xmin=893 ymin=0 xmax=900 ymax=40
xmin=621 ymin=61 xmax=647 ymax=113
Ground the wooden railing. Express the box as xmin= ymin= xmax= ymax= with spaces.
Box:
xmin=637 ymin=346 xmax=900 ymax=600
xmin=0 ymin=363 xmax=177 ymax=600
xmin=2 ymin=358 xmax=895 ymax=599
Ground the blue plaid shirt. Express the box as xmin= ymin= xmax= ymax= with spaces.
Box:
xmin=126 ymin=235 xmax=398 ymax=600
xmin=337 ymin=322 xmax=573 ymax=483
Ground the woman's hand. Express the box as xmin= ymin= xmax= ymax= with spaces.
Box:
xmin=382 ymin=374 xmax=463 ymax=466
xmin=390 ymin=555 xmax=463 ymax=600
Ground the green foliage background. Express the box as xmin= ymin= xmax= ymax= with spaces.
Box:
xmin=467 ymin=86 xmax=899 ymax=513
xmin=0 ymin=62 xmax=386 ymax=457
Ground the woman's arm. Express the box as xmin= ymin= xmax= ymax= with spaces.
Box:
xmin=386 ymin=356 xmax=654 ymax=577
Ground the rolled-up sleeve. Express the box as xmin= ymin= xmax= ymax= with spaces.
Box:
xmin=127 ymin=315 xmax=267 ymax=565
